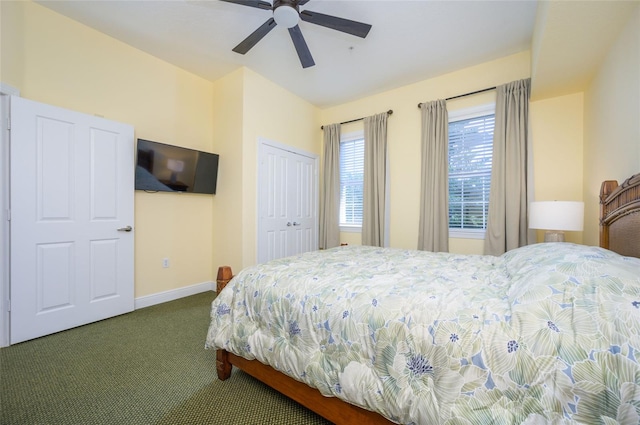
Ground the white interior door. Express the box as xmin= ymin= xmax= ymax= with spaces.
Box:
xmin=258 ymin=140 xmax=318 ymax=264
xmin=10 ymin=96 xmax=134 ymax=344
xmin=259 ymin=143 xmax=290 ymax=262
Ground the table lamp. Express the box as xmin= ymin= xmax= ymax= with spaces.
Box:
xmin=529 ymin=201 xmax=584 ymax=242
xmin=166 ymin=159 xmax=185 ymax=184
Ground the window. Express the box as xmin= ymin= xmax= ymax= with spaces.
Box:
xmin=448 ymin=106 xmax=495 ymax=238
xmin=339 ymin=132 xmax=364 ymax=230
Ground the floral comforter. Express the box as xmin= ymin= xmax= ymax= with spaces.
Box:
xmin=205 ymin=243 xmax=640 ymax=424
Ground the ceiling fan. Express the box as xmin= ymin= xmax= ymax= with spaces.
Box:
xmin=220 ymin=0 xmax=372 ymax=68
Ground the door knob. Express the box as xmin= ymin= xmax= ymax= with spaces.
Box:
xmin=286 ymin=222 xmax=292 ymax=227
xmin=292 ymin=222 xmax=301 ymax=226
xmin=117 ymin=226 xmax=133 ymax=232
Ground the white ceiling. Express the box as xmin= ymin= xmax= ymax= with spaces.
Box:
xmin=36 ymin=0 xmax=539 ymax=108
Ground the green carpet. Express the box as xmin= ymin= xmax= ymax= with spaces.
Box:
xmin=0 ymin=292 xmax=331 ymax=425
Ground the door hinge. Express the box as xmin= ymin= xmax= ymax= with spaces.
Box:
xmin=6 ymin=117 xmax=10 ymax=131
xmin=6 ymin=300 xmax=10 ymax=312
xmin=5 ymin=209 xmax=9 ymax=221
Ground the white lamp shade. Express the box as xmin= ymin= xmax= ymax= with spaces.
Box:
xmin=529 ymin=201 xmax=584 ymax=232
xmin=166 ymin=159 xmax=185 ymax=173
xmin=274 ymin=5 xmax=299 ymax=28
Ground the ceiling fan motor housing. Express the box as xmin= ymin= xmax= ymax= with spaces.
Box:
xmin=273 ymin=0 xmax=300 ymax=28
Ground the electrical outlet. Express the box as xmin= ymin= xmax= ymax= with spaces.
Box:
xmin=162 ymin=258 xmax=170 ymax=268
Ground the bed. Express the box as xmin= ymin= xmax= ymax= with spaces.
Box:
xmin=206 ymin=173 xmax=640 ymax=424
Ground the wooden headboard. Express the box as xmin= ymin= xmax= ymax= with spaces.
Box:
xmin=600 ymin=173 xmax=640 ymax=258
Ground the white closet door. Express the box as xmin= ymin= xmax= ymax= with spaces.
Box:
xmin=257 ymin=140 xmax=318 ymax=264
xmin=288 ymin=152 xmax=316 ymax=256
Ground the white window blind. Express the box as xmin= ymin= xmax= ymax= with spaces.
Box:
xmin=448 ymin=114 xmax=494 ymax=231
xmin=339 ymin=136 xmax=364 ymax=227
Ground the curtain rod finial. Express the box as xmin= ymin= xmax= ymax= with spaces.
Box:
xmin=417 ymin=103 xmax=422 ymax=109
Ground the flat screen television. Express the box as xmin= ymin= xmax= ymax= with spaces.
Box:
xmin=135 ymin=139 xmax=219 ymax=194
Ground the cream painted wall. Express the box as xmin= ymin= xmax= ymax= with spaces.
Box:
xmin=0 ymin=2 xmax=25 ymax=89
xmin=583 ymin=5 xmax=640 ymax=246
xmin=211 ymin=69 xmax=245 ymax=275
xmin=529 ymin=93 xmax=584 ymax=244
xmin=240 ymin=69 xmax=320 ymax=268
xmin=1 ymin=2 xmax=216 ymax=297
xmin=211 ymin=68 xmax=320 ymax=272
xmin=319 ymin=51 xmax=531 ymax=254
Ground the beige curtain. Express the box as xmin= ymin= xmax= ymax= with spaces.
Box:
xmin=418 ymin=100 xmax=449 ymax=252
xmin=319 ymin=123 xmax=341 ymax=249
xmin=484 ymin=78 xmax=532 ymax=255
xmin=362 ymin=112 xmax=388 ymax=247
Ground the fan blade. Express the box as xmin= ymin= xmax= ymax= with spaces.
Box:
xmin=233 ymin=18 xmax=277 ymax=54
xmin=218 ymin=0 xmax=272 ymax=10
xmin=288 ymin=25 xmax=315 ymax=68
xmin=300 ymin=10 xmax=371 ymax=38
xmin=297 ymin=0 xmax=312 ymax=5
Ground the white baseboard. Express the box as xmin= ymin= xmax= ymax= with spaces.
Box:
xmin=134 ymin=281 xmax=215 ymax=310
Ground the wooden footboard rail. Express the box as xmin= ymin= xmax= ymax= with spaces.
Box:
xmin=214 ymin=266 xmax=395 ymax=425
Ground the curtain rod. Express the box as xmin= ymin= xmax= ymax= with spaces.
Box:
xmin=417 ymin=86 xmax=496 ymax=108
xmin=321 ymin=110 xmax=393 ymax=130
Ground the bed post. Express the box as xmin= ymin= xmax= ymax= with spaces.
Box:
xmin=599 ymin=180 xmax=618 ymax=249
xmin=216 ymin=265 xmax=233 ymax=293
xmin=215 ymin=266 xmax=234 ymax=381
xmin=216 ymin=349 xmax=232 ymax=381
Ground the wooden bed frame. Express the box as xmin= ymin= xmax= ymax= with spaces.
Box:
xmin=600 ymin=173 xmax=640 ymax=258
xmin=214 ymin=266 xmax=394 ymax=424
xmin=215 ymin=173 xmax=640 ymax=425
